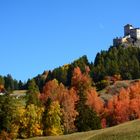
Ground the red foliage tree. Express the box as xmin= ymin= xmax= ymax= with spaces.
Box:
xmin=101 ymin=118 xmax=106 ymax=128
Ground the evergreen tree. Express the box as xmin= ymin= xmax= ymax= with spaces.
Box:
xmin=18 ymin=80 xmax=24 ymax=90
xmin=93 ymin=46 xmax=140 ymax=82
xmin=26 ymin=79 xmax=40 ymax=106
xmin=0 ymin=76 xmax=5 ymax=86
xmin=13 ymin=80 xmax=19 ymax=90
xmin=0 ymin=95 xmax=23 ymax=134
xmin=4 ymin=74 xmax=14 ymax=92
xmin=75 ymin=90 xmax=101 ymax=131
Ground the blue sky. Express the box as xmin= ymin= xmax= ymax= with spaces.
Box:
xmin=0 ymin=0 xmax=140 ymax=81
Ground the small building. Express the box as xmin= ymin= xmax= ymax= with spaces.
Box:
xmin=0 ymin=92 xmax=5 ymax=96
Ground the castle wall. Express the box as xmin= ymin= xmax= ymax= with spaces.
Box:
xmin=136 ymin=29 xmax=140 ymax=39
xmin=113 ymin=38 xmax=122 ymax=46
xmin=130 ymin=29 xmax=140 ymax=40
xmin=130 ymin=29 xmax=137 ymax=39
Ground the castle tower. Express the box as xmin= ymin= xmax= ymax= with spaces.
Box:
xmin=124 ymin=24 xmax=133 ymax=36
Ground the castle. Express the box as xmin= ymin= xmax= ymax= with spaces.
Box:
xmin=113 ymin=24 xmax=140 ymax=47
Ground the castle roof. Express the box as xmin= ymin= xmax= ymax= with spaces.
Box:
xmin=124 ymin=24 xmax=133 ymax=27
xmin=130 ymin=28 xmax=140 ymax=31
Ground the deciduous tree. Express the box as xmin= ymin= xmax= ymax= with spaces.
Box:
xmin=43 ymin=100 xmax=63 ymax=136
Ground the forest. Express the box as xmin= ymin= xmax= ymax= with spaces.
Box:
xmin=1 ymin=45 xmax=140 ymax=139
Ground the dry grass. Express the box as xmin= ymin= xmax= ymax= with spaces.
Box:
xmin=13 ymin=90 xmax=27 ymax=94
xmin=22 ymin=119 xmax=140 ymax=140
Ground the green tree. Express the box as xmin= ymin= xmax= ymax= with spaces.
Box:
xmin=26 ymin=79 xmax=40 ymax=106
xmin=0 ymin=75 xmax=5 ymax=85
xmin=93 ymin=46 xmax=140 ymax=82
xmin=34 ymin=73 xmax=47 ymax=92
xmin=13 ymin=79 xmax=19 ymax=90
xmin=75 ymin=102 xmax=101 ymax=131
xmin=4 ymin=74 xmax=14 ymax=91
xmin=0 ymin=95 xmax=24 ymax=139
xmin=18 ymin=80 xmax=24 ymax=90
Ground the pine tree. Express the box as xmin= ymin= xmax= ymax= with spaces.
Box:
xmin=26 ymin=79 xmax=40 ymax=106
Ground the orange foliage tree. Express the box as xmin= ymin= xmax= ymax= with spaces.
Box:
xmin=0 ymin=85 xmax=4 ymax=92
xmin=106 ymin=88 xmax=130 ymax=126
xmin=40 ymin=79 xmax=78 ymax=134
xmin=87 ymin=88 xmax=104 ymax=115
xmin=72 ymin=67 xmax=102 ymax=131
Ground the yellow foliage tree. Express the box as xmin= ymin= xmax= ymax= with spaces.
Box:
xmin=43 ymin=100 xmax=63 ymax=136
xmin=19 ymin=104 xmax=44 ymax=138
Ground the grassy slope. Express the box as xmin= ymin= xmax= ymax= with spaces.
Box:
xmin=24 ymin=119 xmax=140 ymax=140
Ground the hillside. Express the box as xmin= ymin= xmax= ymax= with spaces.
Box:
xmin=22 ymin=119 xmax=140 ymax=140
xmin=2 ymin=43 xmax=140 ymax=139
xmin=99 ymin=79 xmax=139 ymax=101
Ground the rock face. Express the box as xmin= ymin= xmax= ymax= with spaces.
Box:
xmin=121 ymin=38 xmax=140 ymax=48
xmin=134 ymin=40 xmax=140 ymax=47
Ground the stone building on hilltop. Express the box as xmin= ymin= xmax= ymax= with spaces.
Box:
xmin=113 ymin=24 xmax=140 ymax=47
